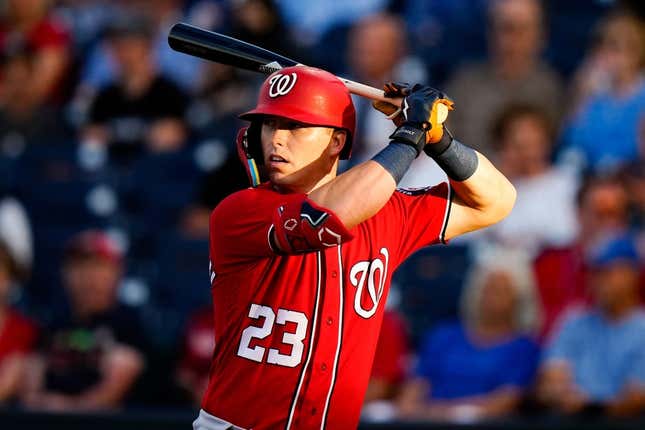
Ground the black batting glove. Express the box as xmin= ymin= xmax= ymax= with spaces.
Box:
xmin=388 ymin=85 xmax=454 ymax=157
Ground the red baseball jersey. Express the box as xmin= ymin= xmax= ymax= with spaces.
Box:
xmin=200 ymin=182 xmax=452 ymax=429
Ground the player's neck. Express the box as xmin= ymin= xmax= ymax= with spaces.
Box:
xmin=274 ymin=170 xmax=337 ymax=195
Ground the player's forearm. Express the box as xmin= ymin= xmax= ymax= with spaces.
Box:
xmin=308 ymin=160 xmax=396 ymax=230
xmin=75 ymin=346 xmax=144 ymax=409
xmin=444 ymin=151 xmax=516 ymax=238
xmin=452 ymin=387 xmax=522 ymax=418
xmin=452 ymin=152 xmax=516 ymax=218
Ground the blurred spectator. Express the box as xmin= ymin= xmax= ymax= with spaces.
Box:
xmin=536 ymin=234 xmax=645 ymax=417
xmin=175 ymin=307 xmax=213 ymax=406
xmin=275 ymin=0 xmax=388 ymax=48
xmin=446 ymin=0 xmax=563 ymax=158
xmin=361 ymin=292 xmax=411 ymax=423
xmin=533 ymin=174 xmax=633 ymax=339
xmin=22 ymin=230 xmax=144 ymax=411
xmin=188 ymin=63 xmax=257 ymax=144
xmin=0 ymin=196 xmax=32 ymax=276
xmin=230 ymin=0 xmax=301 ymax=61
xmin=0 ymin=0 xmax=71 ymax=108
xmin=396 ymin=249 xmax=540 ymax=422
xmin=560 ymin=10 xmax=645 ymax=174
xmin=77 ymin=0 xmax=206 ymax=96
xmin=0 ymin=241 xmax=37 ymax=403
xmin=0 ymin=46 xmax=70 ymax=150
xmin=53 ymin=0 xmax=116 ymax=54
xmin=403 ymin=0 xmax=488 ymax=84
xmin=345 ymin=13 xmax=445 ymax=188
xmin=364 ymin=309 xmax=410 ymax=405
xmin=465 ymin=104 xmax=578 ymax=255
xmin=619 ymin=160 xmax=645 ymax=228
xmin=81 ymin=13 xmax=189 ymax=163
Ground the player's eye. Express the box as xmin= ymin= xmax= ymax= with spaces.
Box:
xmin=287 ymin=121 xmax=304 ymax=130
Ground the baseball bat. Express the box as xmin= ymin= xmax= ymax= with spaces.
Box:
xmin=167 ymin=22 xmax=400 ymax=107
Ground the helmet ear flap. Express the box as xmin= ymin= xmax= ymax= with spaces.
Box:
xmin=236 ymin=126 xmax=266 ymax=187
xmin=247 ymin=121 xmax=263 ymax=163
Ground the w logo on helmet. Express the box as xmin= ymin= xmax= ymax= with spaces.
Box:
xmin=268 ymin=72 xmax=298 ymax=98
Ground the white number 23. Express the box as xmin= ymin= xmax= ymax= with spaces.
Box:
xmin=237 ymin=304 xmax=308 ymax=368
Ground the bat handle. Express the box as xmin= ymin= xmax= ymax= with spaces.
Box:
xmin=337 ymin=77 xmax=402 ymax=108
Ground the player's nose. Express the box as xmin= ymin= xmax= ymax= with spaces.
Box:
xmin=270 ymin=127 xmax=289 ymax=147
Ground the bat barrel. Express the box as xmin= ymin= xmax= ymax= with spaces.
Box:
xmin=168 ymin=23 xmax=298 ymax=73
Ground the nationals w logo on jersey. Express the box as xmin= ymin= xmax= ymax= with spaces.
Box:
xmin=349 ymin=248 xmax=389 ymax=319
xmin=268 ymin=72 xmax=297 ymax=97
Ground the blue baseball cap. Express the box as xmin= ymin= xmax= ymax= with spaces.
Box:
xmin=589 ymin=235 xmax=640 ymax=268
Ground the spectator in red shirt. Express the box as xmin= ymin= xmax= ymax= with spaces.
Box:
xmin=176 ymin=307 xmax=214 ymax=407
xmin=0 ymin=0 xmax=71 ymax=109
xmin=534 ymin=174 xmax=633 ymax=340
xmin=0 ymin=241 xmax=37 ymax=403
xmin=361 ymin=297 xmax=411 ymax=423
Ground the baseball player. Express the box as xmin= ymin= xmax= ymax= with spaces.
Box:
xmin=194 ymin=66 xmax=516 ymax=429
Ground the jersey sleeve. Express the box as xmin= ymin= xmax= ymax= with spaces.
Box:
xmin=385 ymin=182 xmax=452 ymax=262
xmin=210 ymin=188 xmax=352 ymax=273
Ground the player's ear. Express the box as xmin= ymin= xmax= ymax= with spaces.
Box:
xmin=328 ymin=129 xmax=347 ymax=157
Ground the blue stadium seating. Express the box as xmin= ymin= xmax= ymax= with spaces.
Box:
xmin=392 ymin=244 xmax=472 ymax=346
xmin=151 ymin=232 xmax=211 ymax=316
xmin=123 ymin=149 xmax=204 ymax=257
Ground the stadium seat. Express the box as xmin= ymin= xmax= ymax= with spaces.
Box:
xmin=151 ymin=232 xmax=211 ymax=317
xmin=124 ymin=150 xmax=203 ymax=253
xmin=392 ymin=244 xmax=472 ymax=346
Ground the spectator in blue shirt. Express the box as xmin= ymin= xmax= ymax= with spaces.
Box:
xmin=397 ymin=248 xmax=541 ymax=422
xmin=559 ymin=11 xmax=645 ymax=174
xmin=536 ymin=234 xmax=645 ymax=417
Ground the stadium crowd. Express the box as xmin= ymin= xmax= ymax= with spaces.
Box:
xmin=0 ymin=0 xmax=644 ymax=425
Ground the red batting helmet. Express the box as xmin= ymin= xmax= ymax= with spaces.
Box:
xmin=236 ymin=66 xmax=356 ymax=186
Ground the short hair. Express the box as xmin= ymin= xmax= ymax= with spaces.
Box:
xmin=491 ymin=103 xmax=555 ymax=147
xmin=460 ymin=246 xmax=541 ymax=334
xmin=593 ymin=9 xmax=645 ymax=68
xmin=574 ymin=172 xmax=627 ymax=209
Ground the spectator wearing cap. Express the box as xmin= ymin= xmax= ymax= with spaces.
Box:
xmin=0 ymin=240 xmax=37 ymax=404
xmin=22 ymin=230 xmax=145 ymax=412
xmin=80 ymin=13 xmax=189 ymax=164
xmin=533 ymin=174 xmax=635 ymax=340
xmin=536 ymin=234 xmax=645 ymax=417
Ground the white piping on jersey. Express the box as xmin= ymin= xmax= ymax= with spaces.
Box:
xmin=285 ymin=251 xmax=323 ymax=430
xmin=267 ymin=224 xmax=277 ymax=253
xmin=320 ymin=244 xmax=344 ymax=429
xmin=301 ymin=211 xmax=328 ymax=227
xmin=439 ymin=182 xmax=452 ymax=244
xmin=209 ymin=260 xmax=216 ymax=284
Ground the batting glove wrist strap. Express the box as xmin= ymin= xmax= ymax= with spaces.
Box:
xmin=389 ymin=124 xmax=426 ymax=156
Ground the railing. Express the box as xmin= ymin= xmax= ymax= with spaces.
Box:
xmin=0 ymin=409 xmax=644 ymax=430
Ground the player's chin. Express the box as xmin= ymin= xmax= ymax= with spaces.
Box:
xmin=269 ymin=170 xmax=302 ymax=190
xmin=268 ymin=170 xmax=290 ymax=185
